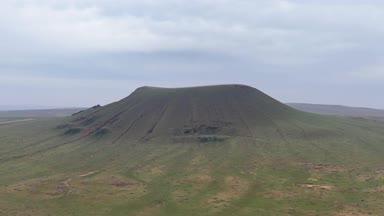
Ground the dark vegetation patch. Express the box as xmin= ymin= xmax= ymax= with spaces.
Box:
xmin=55 ymin=124 xmax=71 ymax=129
xmin=198 ymin=135 xmax=227 ymax=143
xmin=107 ymin=115 xmax=121 ymax=125
xmin=183 ymin=125 xmax=220 ymax=135
xmin=93 ymin=128 xmax=110 ymax=138
xmin=72 ymin=110 xmax=84 ymax=116
xmin=110 ymin=178 xmax=136 ymax=187
xmin=91 ymin=105 xmax=102 ymax=109
xmin=72 ymin=116 xmax=87 ymax=122
xmin=171 ymin=121 xmax=233 ymax=143
xmin=64 ymin=128 xmax=82 ymax=135
xmin=172 ymin=121 xmax=234 ymax=137
xmin=172 ymin=135 xmax=229 ymax=143
xmin=79 ymin=116 xmax=98 ymax=126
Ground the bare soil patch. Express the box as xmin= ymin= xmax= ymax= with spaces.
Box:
xmin=357 ymin=169 xmax=384 ymax=182
xmin=300 ymin=184 xmax=334 ymax=191
xmin=135 ymin=165 xmax=166 ymax=181
xmin=109 ymin=176 xmax=137 ymax=188
xmin=302 ymin=163 xmax=346 ymax=174
xmin=172 ymin=189 xmax=190 ymax=202
xmin=335 ymin=206 xmax=371 ymax=216
xmin=79 ymin=171 xmax=98 ymax=177
xmin=206 ymin=176 xmax=250 ymax=211
xmin=179 ymin=174 xmax=213 ymax=185
xmin=190 ymin=154 xmax=206 ymax=166
xmin=263 ymin=190 xmax=296 ymax=200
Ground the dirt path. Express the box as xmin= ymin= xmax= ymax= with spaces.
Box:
xmin=0 ymin=119 xmax=34 ymax=125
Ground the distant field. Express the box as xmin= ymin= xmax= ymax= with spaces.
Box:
xmin=0 ymin=108 xmax=85 ymax=119
xmin=0 ymin=118 xmax=22 ymax=123
xmin=288 ymin=103 xmax=384 ymax=121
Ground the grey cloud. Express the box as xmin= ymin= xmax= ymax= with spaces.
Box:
xmin=1 ymin=0 xmax=384 ymax=108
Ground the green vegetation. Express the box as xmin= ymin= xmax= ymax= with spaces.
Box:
xmin=0 ymin=85 xmax=383 ymax=215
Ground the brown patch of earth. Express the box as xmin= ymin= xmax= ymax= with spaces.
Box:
xmin=172 ymin=174 xmax=213 ymax=202
xmin=0 ymin=207 xmax=48 ymax=216
xmin=79 ymin=171 xmax=98 ymax=177
xmin=301 ymin=184 xmax=334 ymax=191
xmin=365 ymin=186 xmax=384 ymax=193
xmin=109 ymin=176 xmax=137 ymax=188
xmin=45 ymin=178 xmax=72 ymax=196
xmin=135 ymin=206 xmax=161 ymax=216
xmin=263 ymin=190 xmax=296 ymax=200
xmin=150 ymin=166 xmax=164 ymax=175
xmin=334 ymin=206 xmax=371 ymax=216
xmin=302 ymin=163 xmax=346 ymax=174
xmin=172 ymin=190 xmax=190 ymax=202
xmin=135 ymin=165 xmax=166 ymax=181
xmin=180 ymin=174 xmax=213 ymax=185
xmin=7 ymin=176 xmax=69 ymax=197
xmin=206 ymin=176 xmax=250 ymax=211
xmin=74 ymin=175 xmax=147 ymax=202
xmin=190 ymin=154 xmax=206 ymax=166
xmin=357 ymin=169 xmax=384 ymax=182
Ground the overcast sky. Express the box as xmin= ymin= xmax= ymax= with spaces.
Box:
xmin=1 ymin=0 xmax=384 ymax=109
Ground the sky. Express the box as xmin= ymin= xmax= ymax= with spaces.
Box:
xmin=1 ymin=0 xmax=384 ymax=109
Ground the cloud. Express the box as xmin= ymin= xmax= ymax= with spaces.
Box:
xmin=1 ymin=0 xmax=384 ymax=107
xmin=0 ymin=0 xmax=251 ymax=55
xmin=2 ymin=0 xmax=382 ymax=60
xmin=352 ymin=63 xmax=384 ymax=81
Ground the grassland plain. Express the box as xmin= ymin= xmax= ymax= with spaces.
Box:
xmin=1 ymin=85 xmax=384 ymax=215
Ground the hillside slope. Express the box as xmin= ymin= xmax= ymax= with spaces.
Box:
xmin=0 ymin=85 xmax=384 ymax=216
xmin=60 ymin=85 xmax=297 ymax=143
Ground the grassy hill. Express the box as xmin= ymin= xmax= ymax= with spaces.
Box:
xmin=60 ymin=85 xmax=297 ymax=143
xmin=0 ymin=85 xmax=384 ymax=216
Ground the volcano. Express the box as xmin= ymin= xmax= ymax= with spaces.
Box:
xmin=63 ymin=84 xmax=298 ymax=143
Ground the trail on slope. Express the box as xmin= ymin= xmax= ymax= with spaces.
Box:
xmin=0 ymin=119 xmax=34 ymax=125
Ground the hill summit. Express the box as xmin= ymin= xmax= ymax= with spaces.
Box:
xmin=62 ymin=84 xmax=296 ymax=143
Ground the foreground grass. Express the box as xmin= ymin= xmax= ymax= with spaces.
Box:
xmin=0 ymin=117 xmax=384 ymax=215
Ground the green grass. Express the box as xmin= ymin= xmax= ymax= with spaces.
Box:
xmin=0 ymin=114 xmax=384 ymax=215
